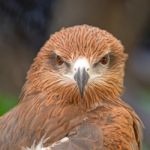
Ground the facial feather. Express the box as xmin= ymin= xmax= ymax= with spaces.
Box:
xmin=20 ymin=25 xmax=127 ymax=110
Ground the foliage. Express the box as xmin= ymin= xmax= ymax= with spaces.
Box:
xmin=0 ymin=94 xmax=17 ymax=115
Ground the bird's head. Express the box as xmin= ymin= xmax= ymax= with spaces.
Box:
xmin=22 ymin=25 xmax=127 ymax=109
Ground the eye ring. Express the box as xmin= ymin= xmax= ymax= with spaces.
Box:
xmin=56 ymin=55 xmax=64 ymax=65
xmin=93 ymin=54 xmax=110 ymax=67
xmin=99 ymin=54 xmax=110 ymax=65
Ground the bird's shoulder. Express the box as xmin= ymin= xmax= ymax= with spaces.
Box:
xmin=86 ymin=101 xmax=142 ymax=150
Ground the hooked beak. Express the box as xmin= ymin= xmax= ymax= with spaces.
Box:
xmin=74 ymin=68 xmax=89 ymax=98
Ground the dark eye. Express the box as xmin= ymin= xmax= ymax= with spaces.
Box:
xmin=99 ymin=54 xmax=110 ymax=65
xmin=56 ymin=55 xmax=64 ymax=65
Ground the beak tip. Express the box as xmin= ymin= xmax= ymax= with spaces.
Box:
xmin=80 ymin=91 xmax=84 ymax=98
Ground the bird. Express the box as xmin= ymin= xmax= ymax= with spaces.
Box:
xmin=0 ymin=25 xmax=143 ymax=150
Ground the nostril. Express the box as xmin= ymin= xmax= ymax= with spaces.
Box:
xmin=86 ymin=68 xmax=89 ymax=72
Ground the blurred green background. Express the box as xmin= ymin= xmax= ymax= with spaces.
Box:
xmin=0 ymin=0 xmax=150 ymax=149
xmin=0 ymin=95 xmax=17 ymax=115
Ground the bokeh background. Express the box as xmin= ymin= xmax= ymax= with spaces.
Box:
xmin=0 ymin=0 xmax=150 ymax=149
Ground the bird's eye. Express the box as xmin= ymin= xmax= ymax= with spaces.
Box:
xmin=56 ymin=55 xmax=64 ymax=65
xmin=99 ymin=54 xmax=110 ymax=65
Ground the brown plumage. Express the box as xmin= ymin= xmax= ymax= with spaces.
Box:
xmin=0 ymin=25 xmax=143 ymax=150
